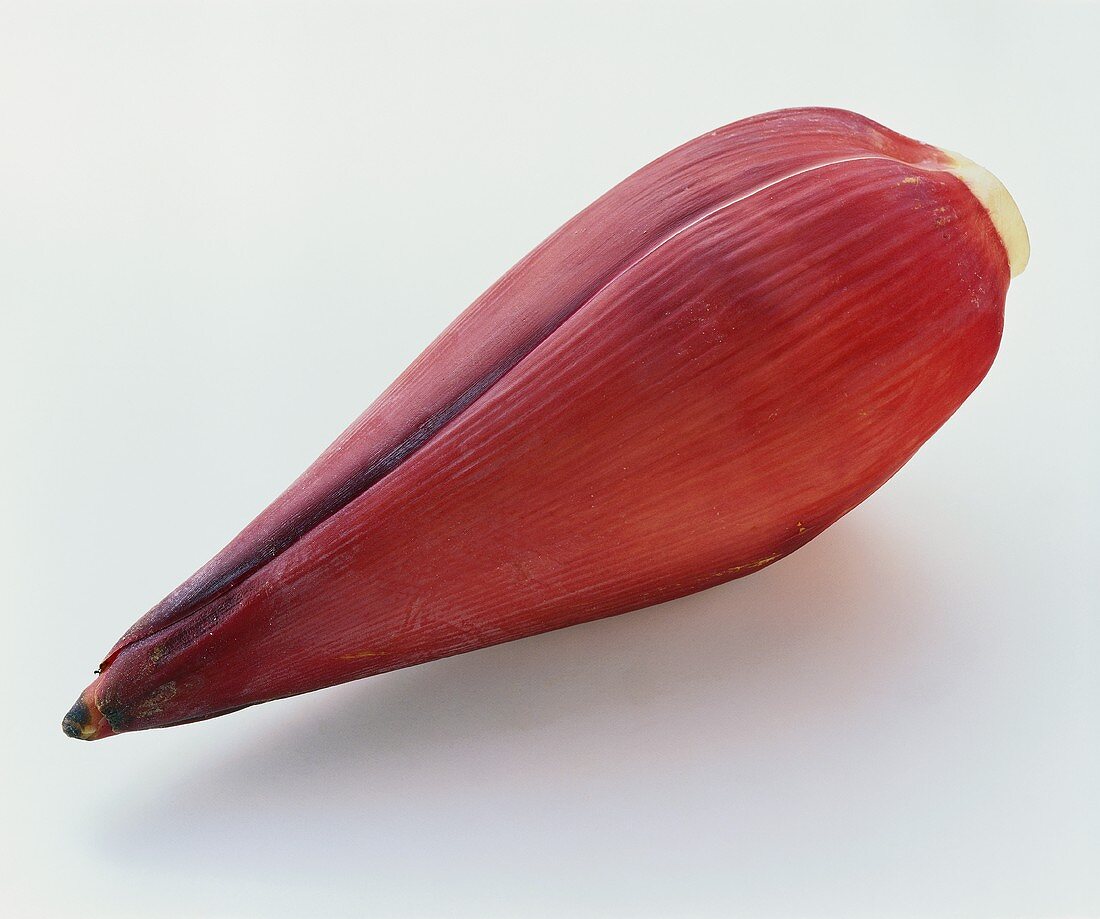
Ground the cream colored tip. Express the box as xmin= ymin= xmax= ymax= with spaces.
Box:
xmin=942 ymin=150 xmax=1030 ymax=278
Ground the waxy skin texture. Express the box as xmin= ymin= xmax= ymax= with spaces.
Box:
xmin=63 ymin=107 xmax=1029 ymax=740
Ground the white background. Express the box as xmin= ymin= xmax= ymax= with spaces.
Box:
xmin=2 ymin=2 xmax=1097 ymax=917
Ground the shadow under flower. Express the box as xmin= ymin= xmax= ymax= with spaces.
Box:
xmin=95 ymin=513 xmax=941 ymax=917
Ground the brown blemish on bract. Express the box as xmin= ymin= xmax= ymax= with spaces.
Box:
xmin=728 ymin=552 xmax=783 ymax=575
xmin=136 ymin=682 xmax=177 ymax=719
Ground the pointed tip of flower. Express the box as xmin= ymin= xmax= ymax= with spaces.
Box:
xmin=62 ymin=691 xmax=115 ymax=741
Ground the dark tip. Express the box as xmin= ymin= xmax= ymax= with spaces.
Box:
xmin=62 ymin=693 xmax=114 ymax=741
xmin=62 ymin=699 xmax=92 ymax=740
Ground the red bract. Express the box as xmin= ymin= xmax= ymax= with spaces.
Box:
xmin=63 ymin=107 xmax=1028 ymax=740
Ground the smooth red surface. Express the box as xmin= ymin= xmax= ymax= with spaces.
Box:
xmin=106 ymin=107 xmax=948 ymax=659
xmin=70 ymin=108 xmax=1011 ymax=736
